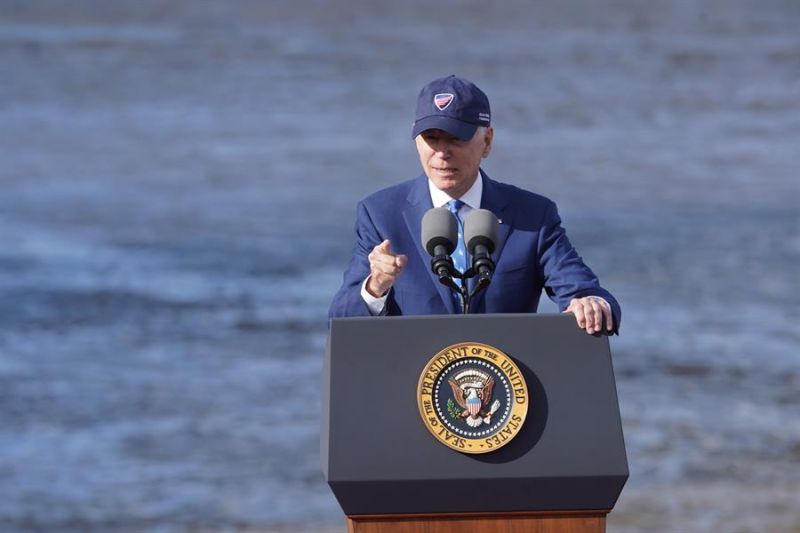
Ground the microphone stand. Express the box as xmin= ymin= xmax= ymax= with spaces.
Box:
xmin=430 ymin=258 xmax=494 ymax=314
xmin=466 ymin=247 xmax=495 ymax=308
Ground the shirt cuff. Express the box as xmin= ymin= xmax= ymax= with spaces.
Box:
xmin=361 ymin=276 xmax=388 ymax=316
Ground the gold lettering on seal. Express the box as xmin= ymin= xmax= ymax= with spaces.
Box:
xmin=417 ymin=342 xmax=529 ymax=455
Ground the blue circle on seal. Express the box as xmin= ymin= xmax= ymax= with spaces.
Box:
xmin=432 ymin=357 xmax=513 ymax=439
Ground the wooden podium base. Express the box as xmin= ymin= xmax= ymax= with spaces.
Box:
xmin=347 ymin=510 xmax=607 ymax=533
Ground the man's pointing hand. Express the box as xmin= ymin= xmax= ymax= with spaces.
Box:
xmin=366 ymin=240 xmax=408 ymax=297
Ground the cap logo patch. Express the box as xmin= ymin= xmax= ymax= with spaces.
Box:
xmin=434 ymin=93 xmax=454 ymax=111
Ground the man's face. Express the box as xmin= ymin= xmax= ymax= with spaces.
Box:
xmin=415 ymin=127 xmax=493 ymax=199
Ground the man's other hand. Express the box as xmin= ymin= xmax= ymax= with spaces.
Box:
xmin=366 ymin=240 xmax=408 ymax=297
xmin=563 ymin=296 xmax=614 ymax=334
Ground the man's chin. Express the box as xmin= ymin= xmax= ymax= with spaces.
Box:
xmin=430 ymin=177 xmax=461 ymax=193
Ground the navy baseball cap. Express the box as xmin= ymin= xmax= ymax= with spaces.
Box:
xmin=411 ymin=75 xmax=491 ymax=141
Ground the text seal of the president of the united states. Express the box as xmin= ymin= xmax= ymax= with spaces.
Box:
xmin=417 ymin=342 xmax=528 ymax=453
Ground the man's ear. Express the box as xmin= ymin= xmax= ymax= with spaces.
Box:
xmin=482 ymin=127 xmax=494 ymax=158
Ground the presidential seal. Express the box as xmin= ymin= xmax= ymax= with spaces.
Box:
xmin=417 ymin=342 xmax=529 ymax=454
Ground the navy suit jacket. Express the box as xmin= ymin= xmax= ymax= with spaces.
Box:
xmin=328 ymin=171 xmax=621 ymax=331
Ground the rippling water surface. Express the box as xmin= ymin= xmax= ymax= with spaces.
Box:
xmin=0 ymin=1 xmax=798 ymax=531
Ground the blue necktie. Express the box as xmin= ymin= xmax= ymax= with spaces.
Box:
xmin=448 ymin=199 xmax=467 ymax=309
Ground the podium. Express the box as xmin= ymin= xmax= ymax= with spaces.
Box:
xmin=322 ymin=314 xmax=628 ymax=532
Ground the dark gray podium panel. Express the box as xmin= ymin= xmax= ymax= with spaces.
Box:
xmin=322 ymin=314 xmax=628 ymax=515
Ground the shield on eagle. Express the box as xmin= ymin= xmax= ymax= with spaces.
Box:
xmin=466 ymin=391 xmax=481 ymax=416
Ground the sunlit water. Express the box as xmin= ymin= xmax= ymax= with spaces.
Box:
xmin=0 ymin=1 xmax=798 ymax=531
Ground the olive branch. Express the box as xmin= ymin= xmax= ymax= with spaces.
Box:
xmin=446 ymin=398 xmax=462 ymax=419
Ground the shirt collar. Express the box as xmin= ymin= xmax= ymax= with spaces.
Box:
xmin=427 ymin=171 xmax=483 ymax=209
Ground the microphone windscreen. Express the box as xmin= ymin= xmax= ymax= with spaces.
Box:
xmin=421 ymin=207 xmax=458 ymax=256
xmin=464 ymin=209 xmax=499 ymax=254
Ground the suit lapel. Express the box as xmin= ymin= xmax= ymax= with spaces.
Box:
xmin=468 ymin=170 xmax=513 ymax=312
xmin=479 ymin=170 xmax=512 ymax=266
xmin=402 ymin=175 xmax=456 ymax=314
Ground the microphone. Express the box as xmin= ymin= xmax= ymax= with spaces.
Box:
xmin=421 ymin=207 xmax=458 ymax=281
xmin=463 ymin=209 xmax=499 ymax=286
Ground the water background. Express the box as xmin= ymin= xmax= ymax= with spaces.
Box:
xmin=1 ymin=1 xmax=798 ymax=531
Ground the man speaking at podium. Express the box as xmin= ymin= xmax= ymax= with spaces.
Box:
xmin=329 ymin=75 xmax=620 ymax=335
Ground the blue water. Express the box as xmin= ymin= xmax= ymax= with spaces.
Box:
xmin=0 ymin=1 xmax=798 ymax=531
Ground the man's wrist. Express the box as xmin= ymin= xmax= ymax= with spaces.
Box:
xmin=365 ymin=278 xmax=387 ymax=298
xmin=361 ymin=276 xmax=389 ymax=316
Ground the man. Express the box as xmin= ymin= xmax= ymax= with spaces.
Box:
xmin=329 ymin=75 xmax=620 ymax=335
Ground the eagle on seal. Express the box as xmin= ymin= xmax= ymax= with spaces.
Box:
xmin=448 ymin=369 xmax=502 ymax=428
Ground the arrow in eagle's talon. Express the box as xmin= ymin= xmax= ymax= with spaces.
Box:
xmin=489 ymin=399 xmax=500 ymax=414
